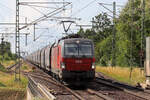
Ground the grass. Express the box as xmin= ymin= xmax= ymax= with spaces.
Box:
xmin=1 ymin=60 xmax=15 ymax=68
xmin=0 ymin=71 xmax=28 ymax=89
xmin=21 ymin=62 xmax=33 ymax=72
xmin=96 ymin=66 xmax=146 ymax=85
xmin=0 ymin=87 xmax=26 ymax=100
xmin=0 ymin=71 xmax=27 ymax=100
xmin=0 ymin=64 xmax=7 ymax=72
xmin=0 ymin=60 xmax=28 ymax=100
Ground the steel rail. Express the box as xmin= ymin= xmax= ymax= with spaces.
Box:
xmin=37 ymin=83 xmax=56 ymax=100
xmin=95 ymin=77 xmax=150 ymax=100
xmin=7 ymin=62 xmax=23 ymax=70
xmin=28 ymin=74 xmax=61 ymax=87
xmin=96 ymin=72 xmax=144 ymax=90
xmin=87 ymin=89 xmax=114 ymax=100
xmin=7 ymin=63 xmax=19 ymax=70
xmin=25 ymin=60 xmax=84 ymax=100
xmin=30 ymin=73 xmax=84 ymax=100
xmin=28 ymin=76 xmax=44 ymax=98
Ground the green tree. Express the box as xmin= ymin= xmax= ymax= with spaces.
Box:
xmin=78 ymin=13 xmax=113 ymax=65
xmin=0 ymin=41 xmax=16 ymax=61
xmin=77 ymin=0 xmax=150 ymax=67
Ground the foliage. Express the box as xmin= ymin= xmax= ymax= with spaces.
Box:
xmin=115 ymin=0 xmax=150 ymax=66
xmin=0 ymin=64 xmax=6 ymax=72
xmin=78 ymin=13 xmax=113 ymax=66
xmin=78 ymin=0 xmax=150 ymax=67
xmin=0 ymin=41 xmax=16 ymax=61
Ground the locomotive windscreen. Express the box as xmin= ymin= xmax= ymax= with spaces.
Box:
xmin=65 ymin=44 xmax=78 ymax=56
xmin=64 ymin=43 xmax=93 ymax=56
xmin=79 ymin=44 xmax=92 ymax=56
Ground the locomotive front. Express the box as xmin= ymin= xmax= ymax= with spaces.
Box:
xmin=60 ymin=38 xmax=95 ymax=84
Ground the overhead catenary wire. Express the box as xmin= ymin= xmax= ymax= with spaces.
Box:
xmin=0 ymin=0 xmax=48 ymax=37
xmin=99 ymin=2 xmax=124 ymax=7
xmin=24 ymin=5 xmax=70 ymax=41
xmin=71 ymin=0 xmax=97 ymax=16
xmin=99 ymin=3 xmax=114 ymax=14
xmin=99 ymin=3 xmax=120 ymax=17
xmin=1 ymin=0 xmax=128 ymax=55
xmin=0 ymin=1 xmax=66 ymax=54
xmin=19 ymin=2 xmax=71 ymax=5
xmin=19 ymin=2 xmax=71 ymax=30
xmin=0 ymin=2 xmax=34 ymax=21
xmin=26 ymin=5 xmax=48 ymax=17
xmin=20 ymin=4 xmax=58 ymax=9
xmin=51 ymin=0 xmax=59 ymax=8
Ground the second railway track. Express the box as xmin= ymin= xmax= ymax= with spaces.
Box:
xmin=95 ymin=73 xmax=150 ymax=100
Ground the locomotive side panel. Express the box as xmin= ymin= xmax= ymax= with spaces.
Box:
xmin=51 ymin=46 xmax=59 ymax=74
xmin=51 ymin=43 xmax=63 ymax=74
xmin=57 ymin=45 xmax=62 ymax=69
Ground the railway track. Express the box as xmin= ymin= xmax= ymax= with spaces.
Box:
xmin=6 ymin=62 xmax=20 ymax=70
xmin=24 ymin=61 xmax=150 ymax=100
xmin=25 ymin=68 xmax=114 ymax=100
xmin=91 ymin=78 xmax=147 ymax=100
xmin=96 ymin=72 xmax=143 ymax=91
xmin=95 ymin=73 xmax=150 ymax=100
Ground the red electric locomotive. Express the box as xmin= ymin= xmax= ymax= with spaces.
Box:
xmin=50 ymin=36 xmax=95 ymax=84
xmin=27 ymin=34 xmax=95 ymax=85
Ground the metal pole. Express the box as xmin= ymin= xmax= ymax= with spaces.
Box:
xmin=25 ymin=34 xmax=28 ymax=46
xmin=25 ymin=17 xmax=27 ymax=24
xmin=34 ymin=24 xmax=36 ymax=41
xmin=129 ymin=0 xmax=134 ymax=79
xmin=140 ymin=0 xmax=145 ymax=68
xmin=112 ymin=2 xmax=116 ymax=67
xmin=15 ymin=0 xmax=21 ymax=81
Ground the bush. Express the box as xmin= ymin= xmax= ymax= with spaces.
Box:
xmin=0 ymin=64 xmax=6 ymax=72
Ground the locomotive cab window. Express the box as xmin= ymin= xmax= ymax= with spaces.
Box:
xmin=64 ymin=43 xmax=93 ymax=56
xmin=79 ymin=44 xmax=92 ymax=56
xmin=65 ymin=43 xmax=78 ymax=56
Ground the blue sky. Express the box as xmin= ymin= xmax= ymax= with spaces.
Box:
xmin=0 ymin=0 xmax=128 ymax=54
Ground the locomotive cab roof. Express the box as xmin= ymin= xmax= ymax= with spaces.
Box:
xmin=63 ymin=38 xmax=92 ymax=43
xmin=58 ymin=34 xmax=92 ymax=43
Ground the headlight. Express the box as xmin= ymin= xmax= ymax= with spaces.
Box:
xmin=92 ymin=63 xmax=95 ymax=69
xmin=61 ymin=62 xmax=65 ymax=69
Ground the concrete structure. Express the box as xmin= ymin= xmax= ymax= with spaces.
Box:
xmin=146 ymin=37 xmax=150 ymax=85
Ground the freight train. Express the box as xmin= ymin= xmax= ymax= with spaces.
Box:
xmin=26 ymin=34 xmax=95 ymax=85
